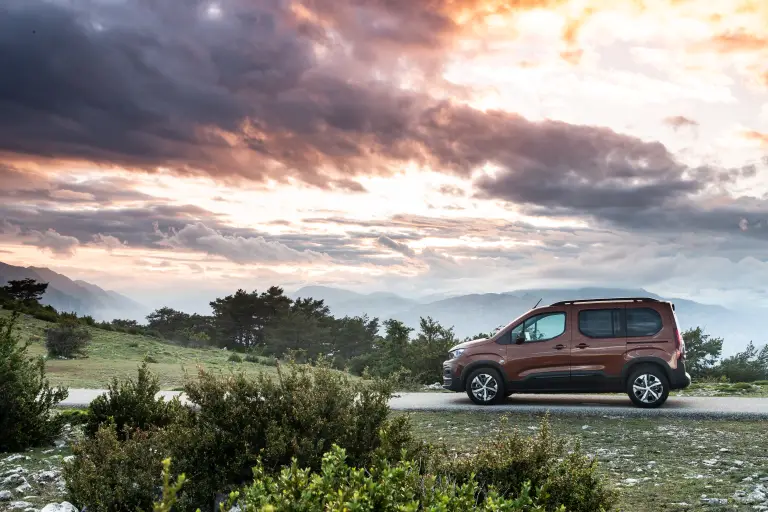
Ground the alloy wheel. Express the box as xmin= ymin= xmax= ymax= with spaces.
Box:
xmin=632 ymin=373 xmax=664 ymax=404
xmin=470 ymin=373 xmax=498 ymax=402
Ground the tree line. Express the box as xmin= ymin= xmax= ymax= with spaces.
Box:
xmin=2 ymin=278 xmax=767 ymax=384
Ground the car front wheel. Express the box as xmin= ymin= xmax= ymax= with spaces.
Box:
xmin=627 ymin=365 xmax=669 ymax=408
xmin=465 ymin=368 xmax=505 ymax=405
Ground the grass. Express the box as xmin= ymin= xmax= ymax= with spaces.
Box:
xmin=1 ymin=308 xmax=280 ymax=389
xmin=402 ymin=411 xmax=768 ymax=512
xmin=674 ymin=381 xmax=768 ymax=397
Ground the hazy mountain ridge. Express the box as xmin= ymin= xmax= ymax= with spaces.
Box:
xmin=294 ymin=285 xmax=762 ymax=356
xmin=0 ymin=261 xmax=143 ymax=320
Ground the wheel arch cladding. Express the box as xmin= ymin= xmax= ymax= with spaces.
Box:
xmin=622 ymin=358 xmax=672 ymax=386
xmin=462 ymin=360 xmax=508 ymax=387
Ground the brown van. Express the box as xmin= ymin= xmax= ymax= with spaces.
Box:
xmin=442 ymin=297 xmax=691 ymax=408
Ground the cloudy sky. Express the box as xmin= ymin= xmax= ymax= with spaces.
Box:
xmin=1 ymin=0 xmax=768 ymax=309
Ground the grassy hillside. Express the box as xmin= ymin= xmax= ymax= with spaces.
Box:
xmin=1 ymin=308 xmax=279 ymax=389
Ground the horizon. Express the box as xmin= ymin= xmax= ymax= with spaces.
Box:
xmin=2 ymin=0 xmax=768 ymax=312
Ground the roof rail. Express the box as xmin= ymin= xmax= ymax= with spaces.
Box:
xmin=549 ymin=297 xmax=661 ymax=306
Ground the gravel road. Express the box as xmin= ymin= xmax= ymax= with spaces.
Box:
xmin=60 ymin=389 xmax=768 ymax=418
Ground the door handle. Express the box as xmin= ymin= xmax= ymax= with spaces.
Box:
xmin=554 ymin=344 xmax=566 ymax=350
xmin=576 ymin=343 xmax=589 ymax=349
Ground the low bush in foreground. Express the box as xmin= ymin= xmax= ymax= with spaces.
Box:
xmin=85 ymin=363 xmax=187 ymax=438
xmin=45 ymin=319 xmax=92 ymax=358
xmin=0 ymin=311 xmax=68 ymax=452
xmin=440 ymin=416 xmax=615 ymax=512
xmin=159 ymin=446 xmax=558 ymax=512
xmin=64 ymin=425 xmax=166 ymax=512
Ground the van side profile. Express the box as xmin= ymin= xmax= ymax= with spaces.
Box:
xmin=442 ymin=297 xmax=691 ymax=407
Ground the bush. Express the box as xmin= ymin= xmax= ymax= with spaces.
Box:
xmin=730 ymin=382 xmax=754 ymax=391
xmin=440 ymin=416 xmax=615 ymax=512
xmin=221 ymin=445 xmax=557 ymax=512
xmin=143 ymin=354 xmax=159 ymax=364
xmin=64 ymin=424 xmax=167 ymax=512
xmin=45 ymin=319 xmax=92 ymax=358
xmin=85 ymin=363 xmax=187 ymax=438
xmin=227 ymin=353 xmax=243 ymax=363
xmin=754 ymin=380 xmax=768 ymax=386
xmin=57 ymin=409 xmax=91 ymax=426
xmin=162 ymin=361 xmax=416 ymax=509
xmin=0 ymin=311 xmax=69 ymax=452
xmin=32 ymin=308 xmax=60 ymax=323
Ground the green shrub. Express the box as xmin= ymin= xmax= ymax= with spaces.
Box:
xmin=143 ymin=354 xmax=159 ymax=364
xmin=227 ymin=353 xmax=243 ymax=363
xmin=440 ymin=416 xmax=615 ymax=512
xmin=45 ymin=319 xmax=92 ymax=358
xmin=64 ymin=424 xmax=168 ymax=512
xmin=0 ymin=311 xmax=69 ymax=452
xmin=163 ymin=361 xmax=416 ymax=509
xmin=730 ymin=382 xmax=754 ymax=391
xmin=225 ymin=445 xmax=557 ymax=512
xmin=57 ymin=409 xmax=91 ymax=426
xmin=128 ymin=342 xmax=140 ymax=348
xmin=85 ymin=363 xmax=187 ymax=438
xmin=32 ymin=309 xmax=60 ymax=323
xmin=754 ymin=380 xmax=768 ymax=386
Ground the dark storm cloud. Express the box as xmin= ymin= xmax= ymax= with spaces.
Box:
xmin=0 ymin=0 xmax=765 ymax=244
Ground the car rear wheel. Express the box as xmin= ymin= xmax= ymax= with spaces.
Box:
xmin=465 ymin=368 xmax=505 ymax=405
xmin=627 ymin=365 xmax=669 ymax=408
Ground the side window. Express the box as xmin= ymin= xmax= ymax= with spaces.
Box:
xmin=579 ymin=309 xmax=623 ymax=338
xmin=626 ymin=308 xmax=663 ymax=337
xmin=522 ymin=312 xmax=566 ymax=342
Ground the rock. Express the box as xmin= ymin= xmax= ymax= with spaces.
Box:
xmin=40 ymin=502 xmax=79 ymax=512
xmin=54 ymin=439 xmax=67 ymax=448
xmin=14 ymin=479 xmax=32 ymax=494
xmin=0 ymin=490 xmax=12 ymax=501
xmin=1 ymin=473 xmax=26 ymax=488
xmin=700 ymin=497 xmax=728 ymax=505
xmin=34 ymin=470 xmax=60 ymax=483
xmin=3 ymin=455 xmax=25 ymax=463
xmin=62 ymin=456 xmax=75 ymax=464
xmin=8 ymin=501 xmax=34 ymax=510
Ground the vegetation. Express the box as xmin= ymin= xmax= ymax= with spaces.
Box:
xmin=45 ymin=317 xmax=93 ymax=358
xmin=0 ymin=311 xmax=68 ymax=452
xmin=683 ymin=327 xmax=768 ymax=382
xmin=63 ymin=363 xmax=613 ymax=512
xmin=167 ymin=446 xmax=558 ymax=512
xmin=85 ymin=363 xmax=188 ymax=438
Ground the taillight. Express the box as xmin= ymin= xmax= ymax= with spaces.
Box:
xmin=674 ymin=328 xmax=685 ymax=359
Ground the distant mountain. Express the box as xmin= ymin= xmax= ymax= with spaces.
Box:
xmin=291 ymin=285 xmax=764 ymax=356
xmin=0 ymin=261 xmax=143 ymax=320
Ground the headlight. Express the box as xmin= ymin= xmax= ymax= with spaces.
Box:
xmin=448 ymin=348 xmax=466 ymax=359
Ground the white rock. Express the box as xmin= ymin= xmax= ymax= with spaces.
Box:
xmin=8 ymin=501 xmax=33 ymax=510
xmin=14 ymin=480 xmax=32 ymax=494
xmin=40 ymin=501 xmax=79 ymax=512
xmin=62 ymin=456 xmax=75 ymax=464
xmin=0 ymin=490 xmax=12 ymax=501
xmin=623 ymin=478 xmax=639 ymax=485
xmin=3 ymin=455 xmax=25 ymax=463
xmin=34 ymin=471 xmax=59 ymax=483
xmin=1 ymin=474 xmax=26 ymax=487
xmin=700 ymin=497 xmax=728 ymax=505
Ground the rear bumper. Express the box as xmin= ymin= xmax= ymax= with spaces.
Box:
xmin=442 ymin=361 xmax=463 ymax=392
xmin=670 ymin=360 xmax=691 ymax=390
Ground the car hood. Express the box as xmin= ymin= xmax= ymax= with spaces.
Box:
xmin=448 ymin=337 xmax=489 ymax=352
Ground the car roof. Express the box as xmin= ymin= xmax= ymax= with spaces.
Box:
xmin=549 ymin=297 xmax=673 ymax=308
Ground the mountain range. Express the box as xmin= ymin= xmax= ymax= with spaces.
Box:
xmin=292 ymin=285 xmax=764 ymax=356
xmin=0 ymin=261 xmax=143 ymax=320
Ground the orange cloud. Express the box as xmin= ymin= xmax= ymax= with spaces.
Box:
xmin=743 ymin=130 xmax=768 ymax=146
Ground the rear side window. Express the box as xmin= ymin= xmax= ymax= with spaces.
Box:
xmin=579 ymin=309 xmax=623 ymax=338
xmin=626 ymin=308 xmax=663 ymax=337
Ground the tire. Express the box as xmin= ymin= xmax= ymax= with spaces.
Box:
xmin=627 ymin=364 xmax=669 ymax=408
xmin=465 ymin=367 xmax=505 ymax=405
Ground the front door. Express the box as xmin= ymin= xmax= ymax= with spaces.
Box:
xmin=503 ymin=309 xmax=572 ymax=390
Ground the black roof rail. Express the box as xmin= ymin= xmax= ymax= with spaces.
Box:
xmin=549 ymin=297 xmax=662 ymax=306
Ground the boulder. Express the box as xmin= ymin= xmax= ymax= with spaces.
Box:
xmin=40 ymin=502 xmax=79 ymax=512
xmin=0 ymin=490 xmax=12 ymax=501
